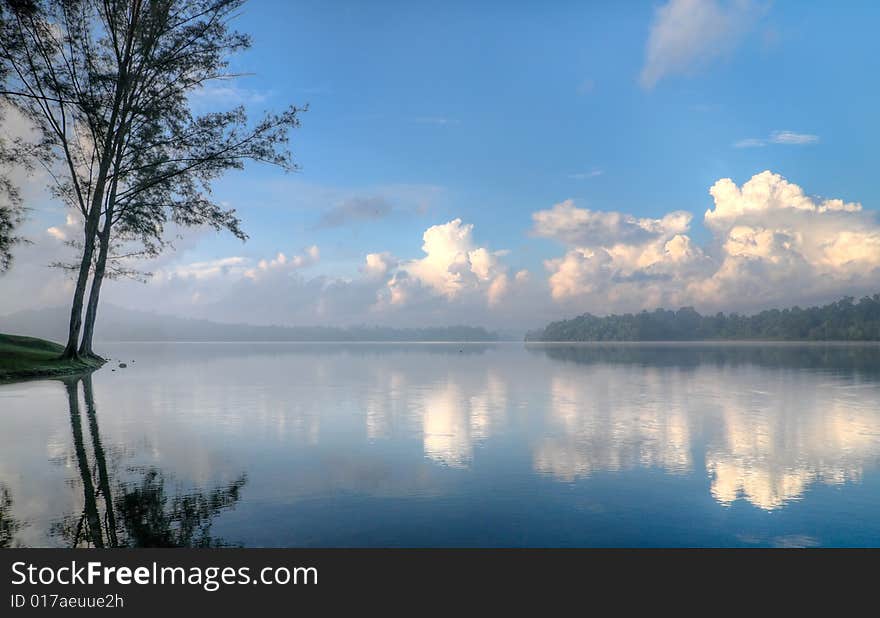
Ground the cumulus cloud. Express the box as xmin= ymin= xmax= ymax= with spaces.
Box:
xmin=74 ymin=218 xmax=537 ymax=328
xmin=382 ymin=219 xmax=513 ymax=309
xmin=693 ymin=171 xmax=878 ymax=306
xmin=533 ymin=199 xmax=691 ymax=247
xmin=362 ymin=252 xmax=396 ymax=279
xmin=536 ymin=170 xmax=880 ymax=312
xmin=534 ymin=200 xmax=707 ymax=305
xmin=6 ymin=166 xmax=876 ymax=330
xmin=248 ymin=245 xmax=320 ymax=276
xmin=640 ymin=0 xmax=762 ymax=89
xmin=148 ymin=245 xmax=321 ymax=286
xmin=487 ymin=273 xmax=509 ymax=307
xmin=2 ymin=189 xmax=550 ymax=327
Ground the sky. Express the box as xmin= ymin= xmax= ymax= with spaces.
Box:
xmin=2 ymin=0 xmax=880 ymax=329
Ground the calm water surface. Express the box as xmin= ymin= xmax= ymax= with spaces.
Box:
xmin=2 ymin=342 xmax=880 ymax=547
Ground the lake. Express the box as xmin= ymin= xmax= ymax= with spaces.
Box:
xmin=2 ymin=341 xmax=880 ymax=547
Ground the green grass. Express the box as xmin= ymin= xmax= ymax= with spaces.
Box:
xmin=0 ymin=334 xmax=104 ymax=382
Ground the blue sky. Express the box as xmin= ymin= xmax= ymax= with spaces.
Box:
xmin=208 ymin=0 xmax=878 ymax=265
xmin=4 ymin=0 xmax=880 ymax=328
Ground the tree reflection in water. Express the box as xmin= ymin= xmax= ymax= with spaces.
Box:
xmin=114 ymin=469 xmax=246 ymax=548
xmin=52 ymin=374 xmax=246 ymax=548
xmin=0 ymin=483 xmax=23 ymax=548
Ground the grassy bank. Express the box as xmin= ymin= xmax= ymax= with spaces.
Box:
xmin=0 ymin=334 xmax=104 ymax=382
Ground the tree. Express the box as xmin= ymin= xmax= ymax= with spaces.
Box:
xmin=0 ymin=0 xmax=302 ymax=359
xmin=0 ymin=103 xmax=27 ymax=272
xmin=0 ymin=36 xmax=19 ymax=272
xmin=0 ymin=168 xmax=24 ymax=273
xmin=525 ymin=294 xmax=880 ymax=342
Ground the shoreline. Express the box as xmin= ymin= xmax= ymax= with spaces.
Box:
xmin=0 ymin=334 xmax=105 ymax=383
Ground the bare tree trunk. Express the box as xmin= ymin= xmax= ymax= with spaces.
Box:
xmin=78 ymin=229 xmax=110 ymax=358
xmin=61 ymin=124 xmax=123 ymax=360
xmin=61 ymin=142 xmax=118 ymax=359
xmin=61 ymin=217 xmax=99 ymax=360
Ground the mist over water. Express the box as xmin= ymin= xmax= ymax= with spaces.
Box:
xmin=2 ymin=342 xmax=880 ymax=547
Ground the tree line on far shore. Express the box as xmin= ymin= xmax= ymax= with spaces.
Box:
xmin=526 ymin=294 xmax=880 ymax=342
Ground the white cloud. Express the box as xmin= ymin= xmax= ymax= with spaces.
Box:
xmin=76 ymin=218 xmax=538 ymax=328
xmin=533 ymin=200 xmax=703 ymax=307
xmin=388 ymin=219 xmax=506 ymax=303
xmin=533 ymin=199 xmax=692 ymax=247
xmin=6 ymin=162 xmax=877 ymax=331
xmin=147 ymin=245 xmax=321 ymax=287
xmin=251 ymin=245 xmax=320 ymax=276
xmin=3 ymin=215 xmax=535 ymax=328
xmin=367 ymin=219 xmax=529 ymax=317
xmin=734 ymin=130 xmax=820 ymax=148
xmin=769 ymin=130 xmax=819 ymax=145
xmin=189 ymin=83 xmax=271 ymax=111
xmin=536 ymin=170 xmax=880 ymax=312
xmin=705 ymin=170 xmax=861 ymax=225
xmin=162 ymin=256 xmax=250 ymax=280
xmin=362 ymin=252 xmax=396 ymax=279
xmin=640 ymin=0 xmax=762 ymax=89
xmin=487 ymin=273 xmax=509 ymax=307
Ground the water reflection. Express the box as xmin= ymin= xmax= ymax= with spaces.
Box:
xmin=528 ymin=342 xmax=880 ymax=376
xmin=706 ymin=389 xmax=879 ymax=510
xmin=421 ymin=373 xmax=507 ymax=468
xmin=1 ymin=342 xmax=880 ymax=546
xmin=111 ymin=470 xmax=246 ymax=548
xmin=533 ymin=370 xmax=692 ymax=481
xmin=528 ymin=344 xmax=880 ymax=510
xmin=0 ymin=484 xmax=23 ymax=548
xmin=49 ymin=374 xmax=246 ymax=547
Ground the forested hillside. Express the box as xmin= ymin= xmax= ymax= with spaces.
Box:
xmin=526 ymin=295 xmax=880 ymax=341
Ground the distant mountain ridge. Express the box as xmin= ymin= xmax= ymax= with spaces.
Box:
xmin=525 ymin=294 xmax=880 ymax=342
xmin=0 ymin=305 xmax=500 ymax=342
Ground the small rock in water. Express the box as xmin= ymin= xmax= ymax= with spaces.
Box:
xmin=118 ymin=362 xmax=127 ymax=368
